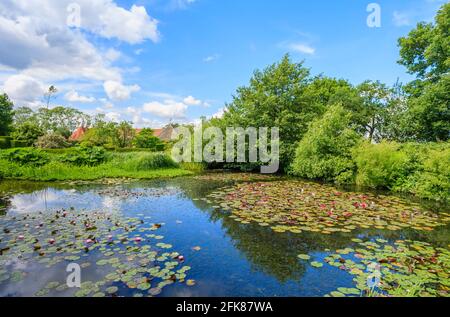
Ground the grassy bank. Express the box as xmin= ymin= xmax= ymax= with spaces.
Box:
xmin=0 ymin=148 xmax=194 ymax=181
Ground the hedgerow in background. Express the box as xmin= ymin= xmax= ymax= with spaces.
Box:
xmin=290 ymin=104 xmax=362 ymax=184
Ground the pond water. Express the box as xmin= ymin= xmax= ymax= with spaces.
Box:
xmin=0 ymin=174 xmax=449 ymax=297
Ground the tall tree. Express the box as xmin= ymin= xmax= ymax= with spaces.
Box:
xmin=397 ymin=3 xmax=449 ymax=141
xmin=0 ymin=93 xmax=14 ymax=136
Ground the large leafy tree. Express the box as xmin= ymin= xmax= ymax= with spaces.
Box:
xmin=397 ymin=3 xmax=449 ymax=141
xmin=0 ymin=93 xmax=14 ymax=136
xmin=222 ymin=55 xmax=312 ymax=170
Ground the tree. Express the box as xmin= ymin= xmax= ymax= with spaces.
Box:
xmin=115 ymin=121 xmax=135 ymax=148
xmin=397 ymin=3 xmax=449 ymax=141
xmin=10 ymin=122 xmax=45 ymax=146
xmin=13 ymin=106 xmax=37 ymax=126
xmin=44 ymin=85 xmax=58 ymax=109
xmin=0 ymin=93 xmax=14 ymax=136
xmin=356 ymin=80 xmax=394 ymax=142
xmin=133 ymin=129 xmax=165 ymax=151
xmin=222 ymin=55 xmax=312 ymax=170
xmin=37 ymin=106 xmax=90 ymax=136
xmin=290 ymin=104 xmax=362 ymax=184
xmin=398 ymin=3 xmax=449 ymax=82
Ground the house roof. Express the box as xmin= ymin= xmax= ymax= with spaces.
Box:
xmin=69 ymin=127 xmax=87 ymax=141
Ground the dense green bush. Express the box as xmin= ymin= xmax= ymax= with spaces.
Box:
xmin=61 ymin=146 xmax=108 ymax=166
xmin=353 ymin=141 xmax=411 ymax=189
xmin=290 ymin=104 xmax=362 ymax=183
xmin=35 ymin=133 xmax=70 ymax=149
xmin=395 ymin=143 xmax=450 ymax=202
xmin=0 ymin=136 xmax=12 ymax=149
xmin=0 ymin=148 xmax=49 ymax=166
xmin=11 ymin=122 xmax=44 ymax=146
xmin=132 ymin=129 xmax=166 ymax=151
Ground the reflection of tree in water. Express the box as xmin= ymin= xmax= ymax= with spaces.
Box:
xmin=180 ymin=178 xmax=450 ymax=283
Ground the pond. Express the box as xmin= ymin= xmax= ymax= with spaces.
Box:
xmin=0 ymin=173 xmax=449 ymax=297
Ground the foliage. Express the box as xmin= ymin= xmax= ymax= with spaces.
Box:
xmin=0 ymin=150 xmax=191 ymax=181
xmin=353 ymin=141 xmax=411 ymax=189
xmin=10 ymin=122 xmax=45 ymax=146
xmin=0 ymin=148 xmax=49 ymax=166
xmin=290 ymin=105 xmax=362 ymax=183
xmin=397 ymin=3 xmax=449 ymax=141
xmin=61 ymin=146 xmax=108 ymax=166
xmin=222 ymin=54 xmax=313 ymax=170
xmin=81 ymin=120 xmax=135 ymax=149
xmin=35 ymin=133 xmax=71 ymax=149
xmin=398 ymin=3 xmax=449 ymax=81
xmin=115 ymin=121 xmax=135 ymax=148
xmin=0 ymin=93 xmax=14 ymax=136
xmin=112 ymin=152 xmax=178 ymax=171
xmin=0 ymin=136 xmax=12 ymax=149
xmin=133 ymin=128 xmax=165 ymax=151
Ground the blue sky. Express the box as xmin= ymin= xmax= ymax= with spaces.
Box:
xmin=0 ymin=0 xmax=446 ymax=128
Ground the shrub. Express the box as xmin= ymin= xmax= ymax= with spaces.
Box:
xmin=61 ymin=146 xmax=108 ymax=166
xmin=133 ymin=129 xmax=166 ymax=151
xmin=0 ymin=148 xmax=49 ymax=166
xmin=11 ymin=122 xmax=44 ymax=146
xmin=290 ymin=104 xmax=362 ymax=183
xmin=0 ymin=136 xmax=12 ymax=149
xmin=397 ymin=144 xmax=450 ymax=202
xmin=36 ymin=133 xmax=70 ymax=149
xmin=353 ymin=141 xmax=411 ymax=189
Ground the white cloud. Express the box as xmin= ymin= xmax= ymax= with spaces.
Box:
xmin=183 ymin=95 xmax=202 ymax=106
xmin=2 ymin=74 xmax=45 ymax=108
xmin=0 ymin=0 xmax=159 ymax=107
xmin=143 ymin=99 xmax=188 ymax=119
xmin=285 ymin=43 xmax=315 ymax=55
xmin=105 ymin=48 xmax=122 ymax=62
xmin=64 ymin=90 xmax=96 ymax=103
xmin=92 ymin=4 xmax=159 ymax=44
xmin=103 ymin=80 xmax=140 ymax=101
xmin=104 ymin=111 xmax=122 ymax=122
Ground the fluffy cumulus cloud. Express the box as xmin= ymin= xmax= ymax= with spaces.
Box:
xmin=2 ymin=74 xmax=45 ymax=108
xmin=183 ymin=95 xmax=202 ymax=106
xmin=103 ymin=80 xmax=140 ymax=101
xmin=64 ymin=90 xmax=96 ymax=103
xmin=0 ymin=0 xmax=159 ymax=107
xmin=143 ymin=100 xmax=188 ymax=119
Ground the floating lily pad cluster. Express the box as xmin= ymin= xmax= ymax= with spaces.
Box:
xmin=208 ymin=181 xmax=450 ymax=234
xmin=0 ymin=209 xmax=192 ymax=297
xmin=322 ymin=239 xmax=450 ymax=297
xmin=194 ymin=173 xmax=277 ymax=183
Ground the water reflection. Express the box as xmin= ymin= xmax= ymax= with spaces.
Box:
xmin=0 ymin=176 xmax=448 ymax=297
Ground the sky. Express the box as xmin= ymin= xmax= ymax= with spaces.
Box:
xmin=0 ymin=0 xmax=447 ymax=128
